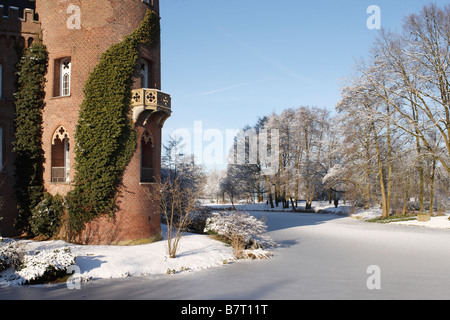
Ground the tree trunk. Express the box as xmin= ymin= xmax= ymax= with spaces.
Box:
xmin=386 ymin=103 xmax=393 ymax=217
xmin=429 ymin=157 xmax=437 ymax=215
xmin=402 ymin=174 xmax=410 ymax=216
xmin=265 ymin=175 xmax=274 ymax=208
xmin=290 ymin=197 xmax=296 ymax=211
xmin=274 ymin=182 xmax=280 ymax=207
xmin=372 ymin=121 xmax=389 ymax=218
xmin=412 ymin=105 xmax=425 ymax=213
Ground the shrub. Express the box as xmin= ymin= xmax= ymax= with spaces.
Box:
xmin=151 ymin=176 xmax=198 ymax=259
xmin=185 ymin=206 xmax=213 ymax=234
xmin=4 ymin=245 xmax=76 ymax=285
xmin=204 ymin=211 xmax=276 ymax=256
xmin=0 ymin=241 xmax=25 ymax=272
xmin=29 ymin=193 xmax=65 ymax=238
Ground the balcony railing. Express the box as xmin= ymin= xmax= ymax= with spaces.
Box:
xmin=52 ymin=167 xmax=68 ymax=183
xmin=131 ymin=88 xmax=171 ymax=122
xmin=141 ymin=167 xmax=156 ymax=184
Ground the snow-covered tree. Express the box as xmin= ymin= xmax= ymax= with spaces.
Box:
xmin=332 ymin=3 xmax=450 ymax=216
xmin=203 ymin=168 xmax=226 ymax=204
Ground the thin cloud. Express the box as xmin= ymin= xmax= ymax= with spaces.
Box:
xmin=186 ymin=78 xmax=270 ymax=97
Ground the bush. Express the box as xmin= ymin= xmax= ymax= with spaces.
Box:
xmin=186 ymin=206 xmax=213 ymax=234
xmin=204 ymin=211 xmax=276 ymax=255
xmin=0 ymin=241 xmax=25 ymax=272
xmin=152 ymin=176 xmax=199 ymax=259
xmin=29 ymin=193 xmax=65 ymax=238
xmin=1 ymin=241 xmax=77 ymax=285
xmin=14 ymin=247 xmax=76 ymax=285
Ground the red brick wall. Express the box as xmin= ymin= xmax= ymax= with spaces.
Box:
xmin=35 ymin=0 xmax=164 ymax=244
xmin=0 ymin=1 xmax=165 ymax=242
xmin=76 ymin=112 xmax=163 ymax=245
xmin=37 ymin=0 xmax=160 ymax=194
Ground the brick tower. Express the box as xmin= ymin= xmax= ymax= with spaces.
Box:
xmin=0 ymin=1 xmax=41 ymax=237
xmin=0 ymin=0 xmax=171 ymax=245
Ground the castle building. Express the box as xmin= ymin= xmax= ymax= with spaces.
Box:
xmin=0 ymin=0 xmax=171 ymax=245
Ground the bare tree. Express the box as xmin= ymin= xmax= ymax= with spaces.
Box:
xmin=330 ymin=4 xmax=450 ymax=217
xmin=149 ymin=176 xmax=199 ymax=259
xmin=148 ymin=135 xmax=205 ymax=259
xmin=365 ymin=5 xmax=450 ymax=175
xmin=220 ymin=163 xmax=256 ymax=208
xmin=203 ymin=168 xmax=226 ymax=204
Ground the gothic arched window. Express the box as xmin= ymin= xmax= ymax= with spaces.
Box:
xmin=51 ymin=126 xmax=70 ymax=183
xmin=140 ymin=129 xmax=155 ymax=183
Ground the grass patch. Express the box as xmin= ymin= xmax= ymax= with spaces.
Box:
xmin=366 ymin=214 xmax=418 ymax=224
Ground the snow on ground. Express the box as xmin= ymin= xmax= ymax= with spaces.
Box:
xmin=391 ymin=215 xmax=450 ymax=229
xmin=350 ymin=206 xmax=450 ymax=229
xmin=350 ymin=208 xmax=383 ymax=221
xmin=0 ymin=228 xmax=235 ymax=286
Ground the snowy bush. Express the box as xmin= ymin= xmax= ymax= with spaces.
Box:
xmin=13 ymin=247 xmax=76 ymax=285
xmin=1 ymin=242 xmax=77 ymax=285
xmin=204 ymin=211 xmax=276 ymax=250
xmin=0 ymin=241 xmax=25 ymax=272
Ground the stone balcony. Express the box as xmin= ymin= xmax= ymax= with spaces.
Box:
xmin=131 ymin=88 xmax=172 ymax=122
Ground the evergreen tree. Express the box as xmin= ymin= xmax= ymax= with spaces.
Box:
xmin=13 ymin=41 xmax=49 ymax=234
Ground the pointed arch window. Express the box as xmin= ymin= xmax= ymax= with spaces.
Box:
xmin=141 ymin=129 xmax=155 ymax=183
xmin=51 ymin=126 xmax=70 ymax=183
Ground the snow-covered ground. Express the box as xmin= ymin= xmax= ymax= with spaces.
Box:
xmin=391 ymin=215 xmax=450 ymax=229
xmin=351 ymin=207 xmax=450 ymax=229
xmin=0 ymin=227 xmax=235 ymax=286
xmin=2 ymin=201 xmax=450 ymax=288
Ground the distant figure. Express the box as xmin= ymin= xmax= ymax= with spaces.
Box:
xmin=334 ymin=199 xmax=339 ymax=208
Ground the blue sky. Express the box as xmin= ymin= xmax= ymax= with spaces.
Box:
xmin=159 ymin=0 xmax=449 ymax=168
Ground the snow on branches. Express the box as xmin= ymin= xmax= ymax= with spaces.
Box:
xmin=204 ymin=211 xmax=276 ymax=259
xmin=0 ymin=241 xmax=76 ymax=285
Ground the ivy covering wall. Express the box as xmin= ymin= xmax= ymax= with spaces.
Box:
xmin=13 ymin=42 xmax=49 ymax=234
xmin=66 ymin=10 xmax=161 ymax=235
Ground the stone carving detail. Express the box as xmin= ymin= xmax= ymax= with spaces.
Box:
xmin=52 ymin=126 xmax=69 ymax=144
